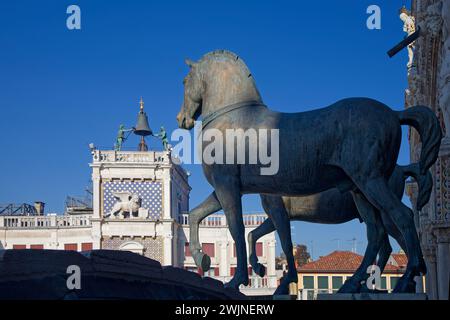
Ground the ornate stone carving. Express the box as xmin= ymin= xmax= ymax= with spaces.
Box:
xmin=101 ymin=236 xmax=164 ymax=263
xmin=437 ymin=0 xmax=450 ymax=143
xmin=424 ymin=1 xmax=443 ymax=37
xmin=433 ymin=156 xmax=450 ymax=224
xmin=406 ymin=67 xmax=425 ymax=108
xmin=104 ymin=192 xmax=142 ymax=219
xmin=407 ymin=0 xmax=450 ymax=300
xmin=433 ymin=227 xmax=450 ymax=243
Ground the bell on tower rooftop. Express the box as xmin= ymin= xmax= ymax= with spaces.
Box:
xmin=134 ymin=97 xmax=153 ymax=151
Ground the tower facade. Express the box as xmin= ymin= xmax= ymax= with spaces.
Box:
xmin=90 ymin=149 xmax=190 ymax=266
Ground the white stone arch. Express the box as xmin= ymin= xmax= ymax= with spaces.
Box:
xmin=119 ymin=241 xmax=144 ymax=255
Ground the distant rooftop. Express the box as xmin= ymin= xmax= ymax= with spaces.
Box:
xmin=297 ymin=250 xmax=407 ymax=274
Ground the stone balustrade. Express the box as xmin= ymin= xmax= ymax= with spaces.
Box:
xmin=0 ymin=214 xmax=92 ymax=229
xmin=179 ymin=213 xmax=267 ymax=227
xmin=92 ymin=150 xmax=170 ymax=164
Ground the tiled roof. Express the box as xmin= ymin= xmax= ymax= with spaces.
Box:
xmin=390 ymin=253 xmax=408 ymax=268
xmin=297 ymin=251 xmax=407 ymax=274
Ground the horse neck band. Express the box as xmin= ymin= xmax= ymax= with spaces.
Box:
xmin=201 ymin=100 xmax=267 ymax=129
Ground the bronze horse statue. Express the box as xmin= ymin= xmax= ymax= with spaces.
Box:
xmin=186 ymin=162 xmax=431 ymax=294
xmin=176 ymin=50 xmax=442 ymax=292
xmin=249 ymin=163 xmax=431 ymax=294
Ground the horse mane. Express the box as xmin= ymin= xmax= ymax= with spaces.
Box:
xmin=198 ymin=50 xmax=253 ymax=77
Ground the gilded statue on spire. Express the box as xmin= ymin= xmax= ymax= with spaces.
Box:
xmin=399 ymin=6 xmax=416 ymax=69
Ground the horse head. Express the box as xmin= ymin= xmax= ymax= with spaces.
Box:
xmin=177 ymin=50 xmax=262 ymax=130
xmin=177 ymin=58 xmax=204 ymax=129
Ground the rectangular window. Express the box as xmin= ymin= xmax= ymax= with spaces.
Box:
xmin=81 ymin=243 xmax=93 ymax=251
xmin=390 ymin=276 xmax=400 ymax=289
xmin=30 ymin=244 xmax=44 ymax=250
xmin=185 ymin=242 xmax=191 ymax=257
xmin=303 ymin=276 xmax=314 ymax=289
xmin=64 ymin=243 xmax=78 ymax=251
xmin=230 ymin=267 xmax=236 ymax=276
xmin=13 ymin=245 xmax=26 ymax=249
xmin=256 ymin=243 xmax=263 ymax=257
xmin=202 ymin=243 xmax=215 ymax=257
xmin=381 ymin=276 xmax=387 ymax=290
xmin=332 ymin=276 xmax=343 ymax=289
xmin=214 ymin=267 xmax=219 ymax=276
xmin=318 ymin=276 xmax=329 ymax=289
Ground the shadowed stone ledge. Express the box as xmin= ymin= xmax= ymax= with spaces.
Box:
xmin=0 ymin=249 xmax=246 ymax=300
xmin=317 ymin=293 xmax=428 ymax=300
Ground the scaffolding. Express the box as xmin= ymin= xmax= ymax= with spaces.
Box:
xmin=0 ymin=203 xmax=37 ymax=216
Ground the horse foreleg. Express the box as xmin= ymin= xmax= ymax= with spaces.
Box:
xmin=214 ymin=177 xmax=248 ymax=289
xmin=189 ymin=192 xmax=222 ymax=271
xmin=248 ymin=218 xmax=275 ymax=277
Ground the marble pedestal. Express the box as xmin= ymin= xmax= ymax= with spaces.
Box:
xmin=317 ymin=293 xmax=428 ymax=300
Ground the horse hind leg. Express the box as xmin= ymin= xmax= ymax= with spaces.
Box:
xmin=376 ymin=231 xmax=393 ymax=275
xmin=339 ymin=191 xmax=385 ymax=293
xmin=260 ymin=195 xmax=298 ymax=295
xmin=354 ymin=176 xmax=424 ymax=293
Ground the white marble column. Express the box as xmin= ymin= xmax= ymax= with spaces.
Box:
xmin=267 ymin=240 xmax=277 ymax=288
xmin=424 ymin=248 xmax=438 ymax=300
xmin=162 ymin=168 xmax=172 ymax=220
xmin=266 ymin=240 xmax=276 ymax=276
xmin=435 ymin=229 xmax=450 ymax=300
xmin=219 ymin=241 xmax=229 ymax=276
xmin=91 ymin=167 xmax=101 ymax=219
xmin=162 ymin=223 xmax=173 ymax=266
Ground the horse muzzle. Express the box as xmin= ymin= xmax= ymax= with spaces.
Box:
xmin=177 ymin=112 xmax=195 ymax=130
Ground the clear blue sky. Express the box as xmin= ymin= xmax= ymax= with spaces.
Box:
xmin=0 ymin=0 xmax=412 ymax=258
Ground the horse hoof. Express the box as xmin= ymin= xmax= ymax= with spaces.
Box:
xmin=337 ymin=279 xmax=362 ymax=293
xmin=393 ymin=278 xmax=416 ymax=293
xmin=193 ymin=251 xmax=211 ymax=272
xmin=225 ymin=276 xmax=248 ymax=290
xmin=254 ymin=264 xmax=266 ymax=277
xmin=273 ymin=284 xmax=289 ymax=295
xmin=200 ymin=254 xmax=211 ymax=272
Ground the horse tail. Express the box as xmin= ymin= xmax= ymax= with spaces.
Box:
xmin=398 ymin=163 xmax=433 ymax=211
xmin=396 ymin=106 xmax=442 ymax=175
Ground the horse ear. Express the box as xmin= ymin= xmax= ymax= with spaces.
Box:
xmin=185 ymin=58 xmax=196 ymax=68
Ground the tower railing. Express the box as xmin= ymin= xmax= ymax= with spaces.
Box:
xmin=0 ymin=215 xmax=92 ymax=229
xmin=92 ymin=150 xmax=170 ymax=164
xmin=179 ymin=213 xmax=267 ymax=227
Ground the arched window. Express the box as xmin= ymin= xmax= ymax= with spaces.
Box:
xmin=119 ymin=241 xmax=144 ymax=255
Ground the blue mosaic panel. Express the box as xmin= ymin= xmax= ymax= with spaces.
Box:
xmin=103 ymin=180 xmax=162 ymax=220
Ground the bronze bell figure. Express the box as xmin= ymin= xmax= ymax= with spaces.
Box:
xmin=134 ymin=97 xmax=153 ymax=151
xmin=134 ymin=98 xmax=153 ymax=136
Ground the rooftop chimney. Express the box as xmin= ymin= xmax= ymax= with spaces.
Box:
xmin=34 ymin=201 xmax=45 ymax=215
